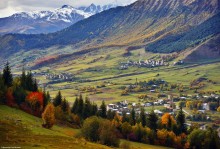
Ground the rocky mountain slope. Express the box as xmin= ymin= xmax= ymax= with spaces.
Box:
xmin=0 ymin=0 xmax=219 ymax=60
xmin=184 ymin=35 xmax=220 ymax=63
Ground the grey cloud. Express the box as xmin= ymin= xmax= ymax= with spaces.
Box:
xmin=0 ymin=0 xmax=9 ymax=9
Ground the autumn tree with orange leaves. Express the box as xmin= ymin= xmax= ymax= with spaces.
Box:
xmin=112 ymin=113 xmax=122 ymax=129
xmin=156 ymin=129 xmax=187 ymax=148
xmin=26 ymin=92 xmax=44 ymax=116
xmin=42 ymin=103 xmax=55 ymax=129
xmin=161 ymin=113 xmax=176 ymax=131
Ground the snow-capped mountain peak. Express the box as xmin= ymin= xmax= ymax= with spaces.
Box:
xmin=0 ymin=4 xmax=117 ymax=34
xmin=55 ymin=5 xmax=93 ymax=19
xmin=11 ymin=4 xmax=116 ymax=21
xmin=78 ymin=3 xmax=117 ymax=14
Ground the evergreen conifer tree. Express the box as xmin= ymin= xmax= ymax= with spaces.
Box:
xmin=0 ymin=74 xmax=6 ymax=103
xmin=33 ymin=79 xmax=38 ymax=91
xmin=122 ymin=111 xmax=129 ymax=123
xmin=77 ymin=94 xmax=84 ymax=117
xmin=26 ymin=71 xmax=34 ymax=91
xmin=71 ymin=96 xmax=79 ymax=114
xmin=83 ymin=96 xmax=92 ymax=119
xmin=43 ymin=90 xmax=50 ymax=109
xmin=99 ymin=100 xmax=107 ymax=118
xmin=13 ymin=86 xmax=26 ymax=105
xmin=147 ymin=110 xmax=158 ymax=131
xmin=46 ymin=91 xmax=50 ymax=102
xmin=61 ymin=98 xmax=69 ymax=113
xmin=3 ymin=61 xmax=13 ymax=87
xmin=53 ymin=91 xmax=62 ymax=107
xmin=20 ymin=68 xmax=26 ymax=89
xmin=107 ymin=110 xmax=115 ymax=120
xmin=176 ymin=106 xmax=187 ymax=134
xmin=91 ymin=102 xmax=98 ymax=116
xmin=43 ymin=90 xmax=47 ymax=107
xmin=129 ymin=107 xmax=136 ymax=125
xmin=140 ymin=107 xmax=147 ymax=127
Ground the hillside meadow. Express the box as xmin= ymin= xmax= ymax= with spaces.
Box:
xmin=0 ymin=105 xmax=170 ymax=149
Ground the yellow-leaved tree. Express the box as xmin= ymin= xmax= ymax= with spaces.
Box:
xmin=42 ymin=103 xmax=55 ymax=129
xmin=161 ymin=113 xmax=176 ymax=131
xmin=217 ymin=106 xmax=220 ymax=112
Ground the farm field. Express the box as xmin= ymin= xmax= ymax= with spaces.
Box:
xmin=42 ymin=60 xmax=220 ymax=105
xmin=28 ymin=47 xmax=220 ymax=128
xmin=29 ymin=47 xmax=220 ymax=130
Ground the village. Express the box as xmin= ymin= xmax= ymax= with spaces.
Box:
xmin=106 ymin=93 xmax=220 ymax=132
xmin=119 ymin=58 xmax=184 ymax=70
xmin=119 ymin=59 xmax=168 ymax=70
xmin=107 ymin=94 xmax=178 ymax=117
xmin=44 ymin=72 xmax=74 ymax=82
xmin=31 ymin=71 xmax=75 ymax=87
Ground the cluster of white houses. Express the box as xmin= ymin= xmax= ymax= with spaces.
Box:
xmin=106 ymin=93 xmax=219 ymax=117
xmin=44 ymin=73 xmax=74 ymax=81
xmin=106 ymin=99 xmax=173 ymax=116
xmin=120 ymin=59 xmax=168 ymax=70
xmin=107 ymin=100 xmax=130 ymax=115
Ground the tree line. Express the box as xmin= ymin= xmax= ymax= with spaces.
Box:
xmin=0 ymin=62 xmax=50 ymax=116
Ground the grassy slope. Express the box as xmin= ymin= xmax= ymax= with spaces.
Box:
xmin=0 ymin=105 xmax=170 ymax=149
xmin=120 ymin=140 xmax=171 ymax=149
xmin=0 ymin=105 xmax=110 ymax=149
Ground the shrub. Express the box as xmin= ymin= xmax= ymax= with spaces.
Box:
xmin=81 ymin=116 xmax=101 ymax=142
xmin=20 ymin=102 xmax=32 ymax=114
xmin=13 ymin=87 xmax=26 ymax=105
xmin=99 ymin=120 xmax=120 ymax=147
xmin=188 ymin=128 xmax=220 ymax=149
xmin=5 ymin=88 xmax=16 ymax=107
xmin=121 ymin=89 xmax=129 ymax=96
xmin=138 ymin=94 xmax=148 ymax=99
xmin=127 ymin=132 xmax=137 ymax=141
xmin=81 ymin=116 xmax=120 ymax=147
xmin=121 ymin=122 xmax=132 ymax=139
xmin=54 ymin=106 xmax=65 ymax=121
xmin=132 ymin=123 xmax=148 ymax=143
xmin=70 ymin=113 xmax=81 ymax=127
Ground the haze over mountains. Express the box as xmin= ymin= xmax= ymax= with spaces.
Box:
xmin=0 ymin=0 xmax=219 ymax=65
xmin=0 ymin=4 xmax=117 ymax=34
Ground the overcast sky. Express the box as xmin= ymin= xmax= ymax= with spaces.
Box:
xmin=0 ymin=0 xmax=137 ymax=18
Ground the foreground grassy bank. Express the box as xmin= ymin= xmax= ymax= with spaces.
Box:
xmin=0 ymin=105 xmax=170 ymax=149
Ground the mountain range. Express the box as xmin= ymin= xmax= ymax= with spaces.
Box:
xmin=0 ymin=4 xmax=116 ymax=34
xmin=0 ymin=0 xmax=219 ymax=65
